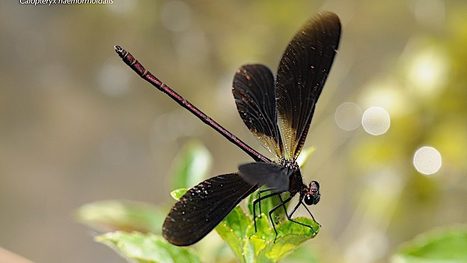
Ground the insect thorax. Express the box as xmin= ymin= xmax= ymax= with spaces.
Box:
xmin=278 ymin=159 xmax=303 ymax=195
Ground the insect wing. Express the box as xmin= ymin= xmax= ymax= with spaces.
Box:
xmin=163 ymin=173 xmax=256 ymax=246
xmin=238 ymin=162 xmax=291 ymax=193
xmin=232 ymin=64 xmax=283 ymax=157
xmin=275 ymin=12 xmax=341 ymax=160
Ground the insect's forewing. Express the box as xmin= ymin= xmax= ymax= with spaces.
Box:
xmin=276 ymin=12 xmax=341 ymax=160
xmin=238 ymin=162 xmax=291 ymax=193
xmin=163 ymin=173 xmax=256 ymax=246
xmin=232 ymin=64 xmax=283 ymax=157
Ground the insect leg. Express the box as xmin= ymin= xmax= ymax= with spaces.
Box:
xmin=252 ymin=191 xmax=281 ymax=233
xmin=300 ymin=200 xmax=320 ymax=226
xmin=280 ymin=195 xmax=314 ymax=231
xmin=255 ymin=188 xmax=274 ymax=218
xmin=268 ymin=195 xmax=292 ymax=243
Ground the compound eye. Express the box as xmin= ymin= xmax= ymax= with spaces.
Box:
xmin=313 ymin=194 xmax=320 ymax=204
xmin=304 ymin=193 xmax=320 ymax=205
xmin=304 ymin=195 xmax=314 ymax=205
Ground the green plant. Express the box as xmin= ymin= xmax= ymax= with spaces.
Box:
xmin=78 ymin=141 xmax=319 ymax=262
xmin=392 ymin=226 xmax=467 ymax=263
xmin=78 ymin=141 xmax=467 ymax=262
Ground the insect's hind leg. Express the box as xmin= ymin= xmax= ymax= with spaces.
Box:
xmin=252 ymin=191 xmax=281 ymax=233
xmin=254 ymin=188 xmax=275 ymax=219
xmin=268 ymin=195 xmax=293 ymax=243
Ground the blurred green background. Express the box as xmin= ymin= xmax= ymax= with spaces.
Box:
xmin=1 ymin=0 xmax=466 ymax=262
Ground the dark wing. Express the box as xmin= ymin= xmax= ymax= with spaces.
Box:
xmin=276 ymin=12 xmax=341 ymax=160
xmin=232 ymin=64 xmax=283 ymax=157
xmin=162 ymin=173 xmax=256 ymax=246
xmin=238 ymin=162 xmax=291 ymax=193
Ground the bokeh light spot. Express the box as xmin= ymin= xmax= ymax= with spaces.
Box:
xmin=360 ymin=80 xmax=408 ymax=117
xmin=413 ymin=146 xmax=442 ymax=175
xmin=408 ymin=47 xmax=448 ymax=96
xmin=361 ymin=107 xmax=391 ymax=136
xmin=335 ymin=102 xmax=362 ymax=131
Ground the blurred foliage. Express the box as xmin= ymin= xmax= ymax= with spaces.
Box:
xmin=77 ymin=200 xmax=165 ymax=234
xmin=96 ymin=231 xmax=200 ymax=263
xmin=392 ymin=226 xmax=467 ymax=263
xmin=344 ymin=7 xmax=467 ymax=262
xmin=169 ymin=141 xmax=212 ymax=189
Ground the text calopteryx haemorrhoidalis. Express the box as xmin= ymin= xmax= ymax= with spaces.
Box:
xmin=114 ymin=11 xmax=341 ymax=246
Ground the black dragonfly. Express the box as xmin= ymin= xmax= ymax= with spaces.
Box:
xmin=115 ymin=11 xmax=341 ymax=246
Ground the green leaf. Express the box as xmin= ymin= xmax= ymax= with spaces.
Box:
xmin=283 ymin=246 xmax=319 ymax=263
xmin=247 ymin=191 xmax=291 ymax=225
xmin=217 ymin=148 xmax=319 ymax=263
xmin=170 ymin=141 xmax=212 ymax=189
xmin=244 ymin=216 xmax=319 ymax=263
xmin=77 ymin=200 xmax=165 ymax=233
xmin=216 ymin=202 xmax=320 ymax=263
xmin=392 ymin=226 xmax=467 ymax=263
xmin=215 ymin=206 xmax=250 ymax=261
xmin=170 ymin=188 xmax=188 ymax=200
xmin=97 ymin=231 xmax=200 ymax=263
